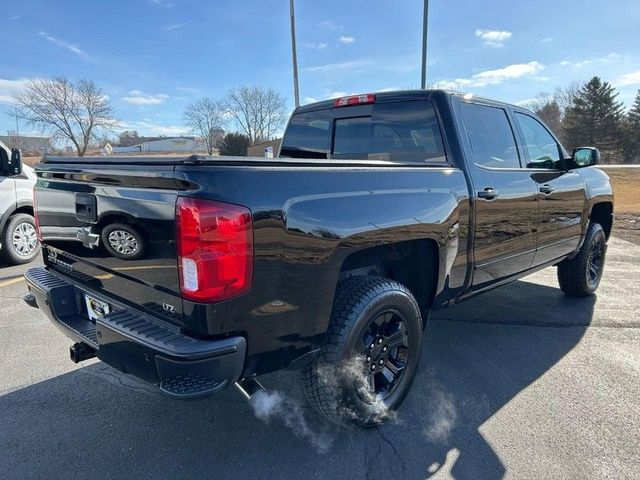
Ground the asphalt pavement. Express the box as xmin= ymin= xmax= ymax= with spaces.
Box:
xmin=0 ymin=238 xmax=638 ymax=480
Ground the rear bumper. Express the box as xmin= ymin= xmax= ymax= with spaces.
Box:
xmin=24 ymin=266 xmax=246 ymax=398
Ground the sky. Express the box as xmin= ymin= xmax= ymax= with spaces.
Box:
xmin=1 ymin=0 xmax=640 ymax=138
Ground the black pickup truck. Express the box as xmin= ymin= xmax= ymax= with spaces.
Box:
xmin=24 ymin=90 xmax=613 ymax=426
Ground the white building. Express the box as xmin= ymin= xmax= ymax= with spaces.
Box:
xmin=0 ymin=135 xmax=51 ymax=155
xmin=112 ymin=137 xmax=207 ymax=154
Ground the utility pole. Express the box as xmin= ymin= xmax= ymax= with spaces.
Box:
xmin=289 ymin=0 xmax=300 ymax=108
xmin=14 ymin=107 xmax=20 ymax=138
xmin=421 ymin=0 xmax=429 ymax=89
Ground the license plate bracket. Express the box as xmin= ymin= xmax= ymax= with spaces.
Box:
xmin=84 ymin=294 xmax=111 ymax=322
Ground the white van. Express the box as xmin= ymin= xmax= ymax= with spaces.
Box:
xmin=0 ymin=140 xmax=38 ymax=264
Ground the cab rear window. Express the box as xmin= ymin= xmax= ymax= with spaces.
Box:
xmin=280 ymin=101 xmax=447 ymax=163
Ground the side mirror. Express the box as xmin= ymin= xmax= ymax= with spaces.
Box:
xmin=570 ymin=147 xmax=600 ymax=168
xmin=9 ymin=148 xmax=22 ymax=176
xmin=0 ymin=148 xmax=8 ymax=175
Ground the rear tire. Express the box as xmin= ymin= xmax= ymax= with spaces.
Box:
xmin=557 ymin=222 xmax=607 ymax=297
xmin=101 ymin=223 xmax=146 ymax=260
xmin=302 ymin=276 xmax=423 ymax=428
xmin=1 ymin=213 xmax=40 ymax=265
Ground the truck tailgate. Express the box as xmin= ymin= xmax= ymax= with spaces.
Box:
xmin=35 ymin=162 xmax=185 ymax=327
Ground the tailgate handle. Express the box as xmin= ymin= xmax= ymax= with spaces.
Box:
xmin=75 ymin=193 xmax=97 ymax=223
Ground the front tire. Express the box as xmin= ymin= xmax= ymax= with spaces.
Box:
xmin=1 ymin=213 xmax=40 ymax=265
xmin=302 ymin=276 xmax=423 ymax=428
xmin=558 ymin=222 xmax=607 ymax=296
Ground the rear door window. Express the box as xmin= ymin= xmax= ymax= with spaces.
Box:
xmin=281 ymin=101 xmax=447 ymax=164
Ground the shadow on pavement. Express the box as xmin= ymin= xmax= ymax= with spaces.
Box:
xmin=0 ymin=280 xmax=596 ymax=480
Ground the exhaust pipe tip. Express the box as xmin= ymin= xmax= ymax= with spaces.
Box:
xmin=235 ymin=377 xmax=266 ymax=400
xmin=69 ymin=342 xmax=97 ymax=363
xmin=23 ymin=293 xmax=38 ymax=309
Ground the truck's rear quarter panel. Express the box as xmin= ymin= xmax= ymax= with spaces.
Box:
xmin=174 ymin=164 xmax=470 ymax=375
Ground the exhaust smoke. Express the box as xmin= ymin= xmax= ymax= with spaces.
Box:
xmin=248 ymin=389 xmax=334 ymax=454
xmin=422 ymin=379 xmax=458 ymax=443
xmin=316 ymin=355 xmax=397 ymax=424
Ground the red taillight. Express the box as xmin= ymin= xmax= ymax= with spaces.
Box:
xmin=334 ymin=93 xmax=376 ymax=107
xmin=176 ymin=197 xmax=253 ymax=303
xmin=33 ymin=186 xmax=42 ymax=242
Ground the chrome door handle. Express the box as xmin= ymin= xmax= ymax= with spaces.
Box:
xmin=477 ymin=187 xmax=499 ymax=200
xmin=539 ymin=184 xmax=555 ymax=194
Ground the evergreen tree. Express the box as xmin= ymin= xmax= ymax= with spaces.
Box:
xmin=219 ymin=132 xmax=251 ymax=156
xmin=563 ymin=76 xmax=624 ymax=162
xmin=623 ymin=90 xmax=640 ymax=163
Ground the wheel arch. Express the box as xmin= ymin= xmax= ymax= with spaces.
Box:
xmin=589 ymin=201 xmax=613 ymax=240
xmin=0 ymin=201 xmax=33 ymax=234
xmin=337 ymin=239 xmax=439 ymax=321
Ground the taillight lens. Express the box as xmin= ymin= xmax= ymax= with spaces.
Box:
xmin=33 ymin=186 xmax=42 ymax=242
xmin=176 ymin=197 xmax=253 ymax=303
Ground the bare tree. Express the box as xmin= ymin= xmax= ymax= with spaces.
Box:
xmin=11 ymin=77 xmax=114 ymax=157
xmin=183 ymin=98 xmax=226 ymax=155
xmin=523 ymin=93 xmax=564 ymax=141
xmin=553 ymin=82 xmax=581 ymax=118
xmin=224 ymin=86 xmax=287 ymax=144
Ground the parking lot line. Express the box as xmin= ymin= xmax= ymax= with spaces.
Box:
xmin=0 ymin=277 xmax=24 ymax=289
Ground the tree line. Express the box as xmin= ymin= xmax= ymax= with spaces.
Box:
xmin=525 ymin=76 xmax=640 ymax=164
xmin=9 ymin=77 xmax=287 ymax=157
xmin=9 ymin=75 xmax=640 ymax=162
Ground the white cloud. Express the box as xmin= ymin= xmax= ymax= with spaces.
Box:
xmin=175 ymin=86 xmax=199 ymax=93
xmin=475 ymin=29 xmax=512 ymax=47
xmin=165 ymin=22 xmax=188 ymax=31
xmin=303 ymin=96 xmax=318 ymax=104
xmin=122 ymin=90 xmax=169 ymax=105
xmin=304 ymin=55 xmax=418 ymax=75
xmin=304 ymin=59 xmax=370 ymax=73
xmin=301 ymin=42 xmax=327 ymax=50
xmin=616 ymin=70 xmax=640 ymax=87
xmin=515 ymin=98 xmax=538 ymax=106
xmin=10 ymin=15 xmax=21 ymax=20
xmin=150 ymin=0 xmax=175 ymax=6
xmin=326 ymin=91 xmax=349 ymax=99
xmin=0 ymin=78 xmax=29 ymax=104
xmin=559 ymin=52 xmax=621 ymax=68
xmin=319 ymin=21 xmax=339 ymax=29
xmin=377 ymin=86 xmax=400 ymax=92
xmin=339 ymin=35 xmax=355 ymax=45
xmin=38 ymin=32 xmax=93 ymax=62
xmin=541 ymin=37 xmax=553 ymax=43
xmin=118 ymin=120 xmax=186 ymax=136
xmin=438 ymin=61 xmax=544 ymax=89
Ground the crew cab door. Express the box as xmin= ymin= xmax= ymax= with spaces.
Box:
xmin=511 ymin=110 xmax=586 ymax=265
xmin=457 ymin=100 xmax=539 ymax=289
